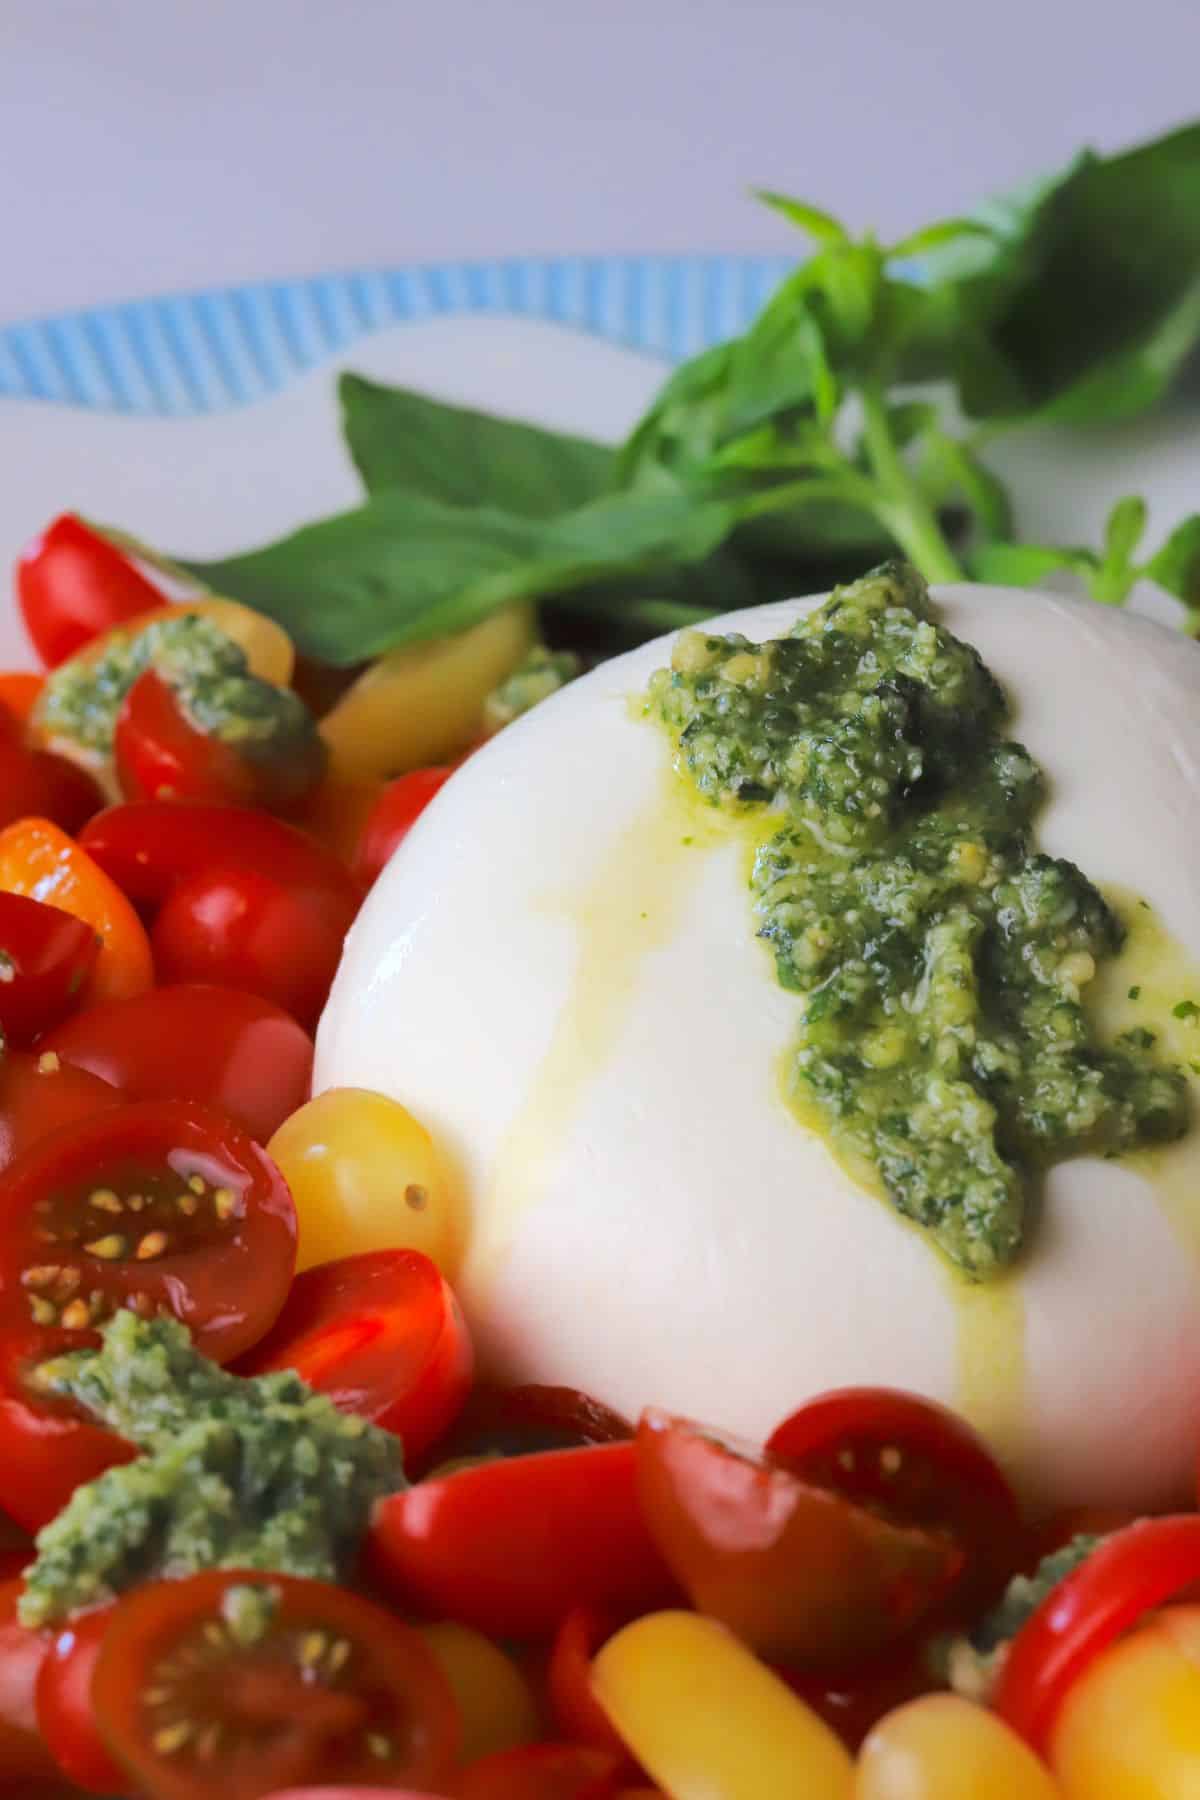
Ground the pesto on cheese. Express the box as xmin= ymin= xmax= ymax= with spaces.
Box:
xmin=19 ymin=1312 xmax=404 ymax=1628
xmin=648 ymin=562 xmax=1189 ymax=1279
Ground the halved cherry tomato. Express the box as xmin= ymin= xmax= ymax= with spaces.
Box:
xmin=354 ymin=766 xmax=455 ymax=888
xmin=45 ymin=985 xmax=313 ymax=1145
xmin=367 ymin=1442 xmax=678 ymax=1641
xmin=92 ymin=1570 xmax=460 ymax=1800
xmin=0 ymin=1098 xmax=296 ymax=1363
xmin=0 ymin=818 xmax=153 ymax=1004
xmin=636 ymin=1409 xmax=963 ymax=1669
xmin=17 ymin=515 xmax=166 ymax=668
xmin=0 ymin=740 xmax=104 ymax=837
xmin=0 ymin=893 xmax=100 ymax=1044
xmin=994 ymin=1514 xmax=1200 ymax=1751
xmin=777 ymin=1646 xmax=935 ymax=1750
xmin=767 ymin=1388 xmax=1022 ymax=1617
xmin=0 ymin=1051 xmax=119 ymax=1177
xmin=548 ymin=1610 xmax=631 ymax=1762
xmin=0 ymin=672 xmax=46 ymax=726
xmin=35 ymin=1604 xmax=125 ymax=1794
xmin=455 ymin=1743 xmax=623 ymax=1799
xmin=0 ymin=1577 xmax=57 ymax=1784
xmin=151 ymin=864 xmax=352 ymax=1029
xmin=437 ymin=1384 xmax=633 ymax=1466
xmin=0 ymin=1322 xmax=134 ymax=1531
xmin=237 ymin=1250 xmax=473 ymax=1464
xmin=115 ymin=667 xmax=325 ymax=814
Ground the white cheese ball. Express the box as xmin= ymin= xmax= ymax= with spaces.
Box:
xmin=316 ymin=587 xmax=1200 ymax=1509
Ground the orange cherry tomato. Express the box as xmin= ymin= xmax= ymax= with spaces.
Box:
xmin=0 ymin=817 xmax=152 ymax=1003
xmin=0 ymin=672 xmax=46 ymax=726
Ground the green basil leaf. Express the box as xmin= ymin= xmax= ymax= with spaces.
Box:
xmin=755 ymin=190 xmax=848 ymax=244
xmin=1144 ymin=514 xmax=1200 ymax=605
xmin=967 ymin=540 xmax=1098 ymax=587
xmin=921 ymin=435 xmax=1015 ymax=540
xmin=888 ymin=218 xmax=997 ymax=260
xmin=616 ymin=341 xmax=738 ymax=491
xmin=339 ymin=372 xmax=616 ymax=514
xmin=176 ymin=487 xmax=762 ymax=666
xmin=1104 ymin=495 xmax=1148 ymax=567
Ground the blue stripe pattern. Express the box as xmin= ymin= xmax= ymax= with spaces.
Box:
xmin=0 ymin=255 xmax=795 ymax=416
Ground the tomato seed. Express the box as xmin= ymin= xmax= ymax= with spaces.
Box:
xmin=60 ymin=1299 xmax=91 ymax=1330
xmin=89 ymin=1189 xmax=124 ymax=1213
xmin=136 ymin=1231 xmax=169 ymax=1260
xmin=153 ymin=1721 xmax=193 ymax=1755
xmin=85 ymin=1234 xmax=126 ymax=1259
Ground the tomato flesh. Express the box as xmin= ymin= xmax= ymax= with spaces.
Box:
xmin=636 ymin=1408 xmax=963 ymax=1669
xmin=45 ymin=984 xmax=314 ymax=1146
xmin=0 ymin=1099 xmax=296 ymax=1363
xmin=367 ymin=1441 xmax=678 ymax=1641
xmin=0 ymin=1577 xmax=57 ymax=1784
xmin=0 ymin=1322 xmax=134 ymax=1532
xmin=0 ymin=1052 xmax=119 ymax=1178
xmin=437 ymin=1383 xmax=632 ymax=1466
xmin=767 ymin=1387 xmax=1022 ymax=1617
xmin=0 ymin=893 xmax=100 ymax=1046
xmin=237 ymin=1249 xmax=473 ymax=1464
xmin=36 ymin=1605 xmax=125 ymax=1793
xmin=455 ymin=1742 xmax=624 ymax=1799
xmin=17 ymin=514 xmax=166 ymax=667
xmin=91 ymin=1570 xmax=460 ymax=1800
xmin=0 ymin=738 xmax=104 ymax=835
xmin=994 ymin=1514 xmax=1200 ymax=1751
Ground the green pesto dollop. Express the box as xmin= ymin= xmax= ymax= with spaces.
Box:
xmin=648 ymin=561 xmax=1189 ymax=1278
xmin=37 ymin=609 xmax=322 ymax=777
xmin=484 ymin=643 xmax=582 ymax=733
xmin=19 ymin=1312 xmax=405 ymax=1628
xmin=943 ymin=1530 xmax=1106 ymax=1701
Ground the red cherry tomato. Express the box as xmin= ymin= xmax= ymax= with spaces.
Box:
xmin=776 ymin=1646 xmax=934 ymax=1750
xmin=0 ymin=1051 xmax=119 ymax=1177
xmin=116 ymin=667 xmax=325 ymax=814
xmin=17 ymin=514 xmax=165 ymax=668
xmin=635 ymin=1408 xmax=963 ymax=1670
xmin=151 ymin=864 xmax=352 ymax=1030
xmin=0 ymin=1508 xmax=32 ymax=1582
xmin=455 ymin=1742 xmax=624 ymax=1799
xmin=994 ymin=1515 xmax=1200 ymax=1750
xmin=367 ymin=1441 xmax=678 ymax=1641
xmin=237 ymin=1250 xmax=474 ymax=1465
xmin=0 ymin=1323 xmax=134 ymax=1532
xmin=437 ymin=1383 xmax=633 ymax=1466
xmin=547 ymin=1610 xmax=630 ymax=1762
xmin=0 ymin=739 xmax=104 ymax=835
xmin=35 ymin=1604 xmax=125 ymax=1794
xmin=767 ymin=1388 xmax=1023 ymax=1617
xmin=92 ymin=1570 xmax=460 ymax=1800
xmin=0 ymin=1098 xmax=296 ymax=1363
xmin=45 ymin=984 xmax=313 ymax=1145
xmin=0 ymin=893 xmax=100 ymax=1045
xmin=354 ymin=766 xmax=455 ymax=888
xmin=0 ymin=1577 xmax=58 ymax=1785
xmin=80 ymin=801 xmax=361 ymax=911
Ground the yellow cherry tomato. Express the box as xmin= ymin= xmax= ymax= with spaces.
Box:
xmin=417 ymin=1622 xmax=541 ymax=1763
xmin=319 ymin=602 xmax=536 ymax=783
xmin=267 ymin=1086 xmax=466 ymax=1275
xmin=591 ymin=1611 xmax=854 ymax=1799
xmin=1051 ymin=1603 xmax=1200 ymax=1799
xmin=856 ymin=1694 xmax=1061 ymax=1800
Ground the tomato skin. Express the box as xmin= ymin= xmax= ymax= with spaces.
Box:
xmin=237 ymin=1250 xmax=474 ymax=1464
xmin=0 ymin=818 xmax=154 ymax=1004
xmin=45 ymin=984 xmax=313 ymax=1145
xmin=0 ymin=1052 xmax=119 ymax=1177
xmin=993 ymin=1514 xmax=1200 ymax=1752
xmin=548 ymin=1610 xmax=631 ymax=1762
xmin=635 ymin=1409 xmax=963 ymax=1669
xmin=0 ymin=893 xmax=100 ymax=1045
xmin=354 ymin=766 xmax=455 ymax=888
xmin=92 ymin=1570 xmax=461 ymax=1799
xmin=367 ymin=1442 xmax=679 ymax=1641
xmin=454 ymin=1742 xmax=624 ymax=1799
xmin=151 ymin=864 xmax=352 ymax=1030
xmin=0 ymin=1098 xmax=297 ymax=1365
xmin=767 ymin=1388 xmax=1023 ymax=1617
xmin=116 ymin=667 xmax=325 ymax=814
xmin=0 ymin=1324 xmax=135 ymax=1532
xmin=0 ymin=740 xmax=104 ymax=836
xmin=437 ymin=1384 xmax=633 ymax=1466
xmin=17 ymin=515 xmax=165 ymax=668
xmin=776 ymin=1647 xmax=935 ymax=1750
xmin=35 ymin=1605 xmax=125 ymax=1794
xmin=0 ymin=1577 xmax=58 ymax=1783
xmin=0 ymin=672 xmax=46 ymax=726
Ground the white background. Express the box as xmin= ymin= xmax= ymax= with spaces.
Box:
xmin=1 ymin=0 xmax=1197 ymax=322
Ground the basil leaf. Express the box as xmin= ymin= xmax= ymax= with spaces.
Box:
xmin=951 ymin=124 xmax=1200 ymax=424
xmin=1144 ymin=515 xmax=1200 ymax=605
xmin=968 ymin=541 xmax=1098 ymax=587
xmin=177 ymin=488 xmax=761 ymax=666
xmin=921 ymin=434 xmax=1015 ymax=540
xmin=755 ymin=191 xmax=848 ymax=245
xmin=339 ymin=372 xmax=616 ymax=515
xmin=616 ymin=342 xmax=738 ymax=490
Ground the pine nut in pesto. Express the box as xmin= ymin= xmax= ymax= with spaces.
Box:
xmin=647 ymin=562 xmax=1190 ymax=1279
